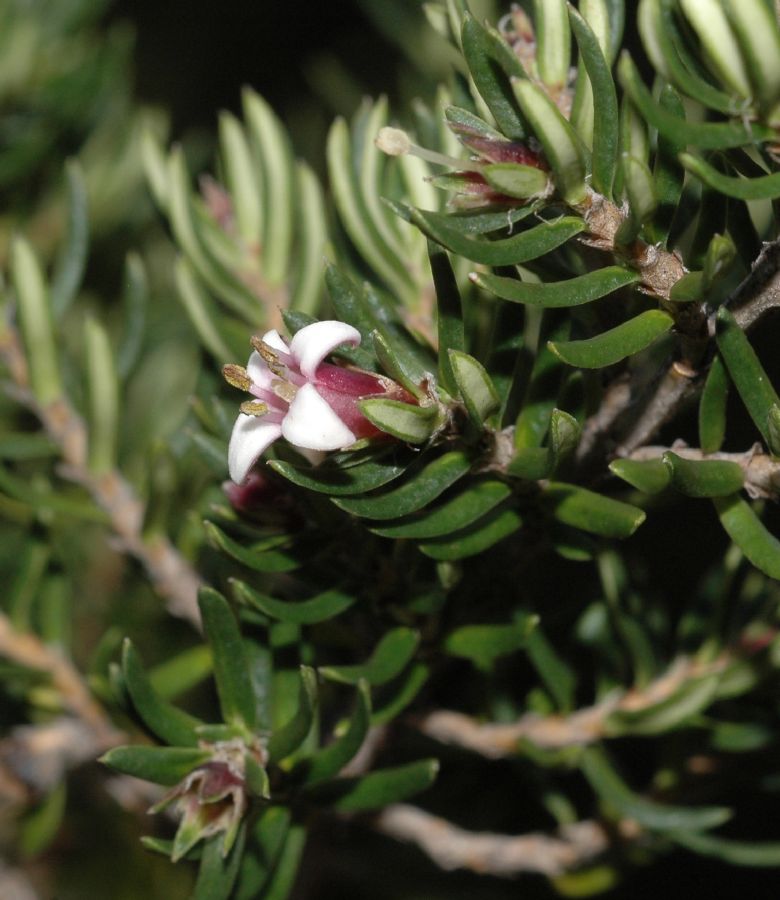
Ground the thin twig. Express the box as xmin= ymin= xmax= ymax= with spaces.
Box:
xmin=418 ymin=652 xmax=733 ymax=757
xmin=374 ymin=804 xmax=627 ymax=877
xmin=0 ymin=322 xmax=202 ymax=627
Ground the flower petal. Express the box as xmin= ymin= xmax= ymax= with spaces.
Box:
xmin=228 ymin=413 xmax=283 ymax=483
xmin=261 ymin=329 xmax=290 ymax=353
xmin=246 ymin=350 xmax=274 ymax=391
xmin=289 ymin=321 xmax=361 ymax=381
xmin=281 ymin=383 xmax=356 ymax=450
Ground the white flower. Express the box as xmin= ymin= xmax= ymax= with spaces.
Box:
xmin=225 ymin=321 xmax=406 ymax=483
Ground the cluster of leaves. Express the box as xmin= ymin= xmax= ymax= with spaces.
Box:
xmin=6 ymin=0 xmax=780 ymax=898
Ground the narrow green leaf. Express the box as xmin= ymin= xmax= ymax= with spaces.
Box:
xmin=445 ymin=616 xmax=537 ymax=670
xmin=663 ymin=452 xmax=744 ymax=498
xmin=260 ymin=824 xmax=306 ymax=900
xmin=269 ymin=454 xmax=406 ymax=496
xmin=544 ymin=482 xmax=645 ymax=537
xmin=307 ymin=759 xmax=439 ymax=812
xmin=371 ymin=479 xmax=512 ymax=539
xmin=232 ymin=582 xmax=356 ymax=625
xmin=219 ymin=111 xmax=262 ymax=245
xmin=767 ymin=405 xmax=780 ymax=457
xmin=616 ymin=154 xmax=656 ymax=244
xmin=648 ymin=84 xmax=686 ymax=246
xmin=320 ymin=628 xmax=419 ymax=686
xmin=419 ymin=505 xmax=523 ymax=559
xmin=549 ymin=310 xmax=673 ymax=368
xmin=670 ymin=830 xmax=780 ymax=867
xmin=150 ymin=645 xmax=214 ymax=701
xmin=335 ymin=451 xmax=471 ymax=520
xmin=569 ymin=5 xmax=619 ymax=197
xmin=174 ymin=257 xmax=233 ymax=362
xmin=461 ymin=13 xmax=528 ymax=138
xmin=669 ymin=271 xmax=703 ymax=303
xmin=526 ymin=626 xmax=577 ymax=710
xmin=513 ymin=78 xmax=587 ymax=203
xmin=534 ymin=0 xmax=570 ymax=89
xmin=193 ymin=826 xmax=246 ymax=900
xmin=116 ymin=253 xmax=148 ymax=378
xmin=473 ymin=266 xmax=638 ymax=308
xmin=548 ymin=408 xmax=581 ymax=471
xmin=482 ymin=162 xmax=549 ymax=198
xmin=723 ymin=0 xmax=780 ymax=111
xmin=268 ymin=666 xmax=318 ymax=763
xmin=84 ymin=316 xmax=118 ymax=475
xmin=429 ymin=240 xmax=465 ymax=397
xmin=303 ymin=681 xmax=371 ymax=784
xmin=122 ymin=641 xmax=202 ymax=746
xmin=609 ymin=458 xmax=671 ymax=494
xmin=714 ymin=494 xmax=780 ymax=579
xmin=19 ymin=782 xmax=67 ymax=858
xmin=242 ymin=89 xmax=293 ymax=286
xmin=291 ymin=163 xmax=326 ymax=315
xmin=681 ymin=153 xmax=780 ymax=200
xmin=198 ymin=587 xmax=256 ymax=730
xmin=51 ymin=160 xmax=89 ymax=318
xmin=11 ymin=238 xmax=61 ymax=405
xmin=716 ymin=307 xmax=780 ymax=447
xmin=581 ymin=747 xmax=731 ymax=831
xmin=618 ymin=53 xmax=772 ymax=149
xmin=409 ymin=207 xmax=586 ymax=266
xmin=359 ymin=397 xmax=440 ymax=443
xmin=449 ymin=350 xmax=500 ymax=423
xmin=371 ymin=663 xmax=429 ymax=725
xmin=699 ymin=355 xmax=729 ymax=453
xmin=606 ymin=674 xmax=720 ymax=736
xmin=422 ymin=203 xmax=536 ymax=236
xmin=204 ymin=522 xmax=299 ymax=574
xmin=679 ymin=0 xmax=751 ymax=98
xmin=100 ymin=746 xmax=210 ymax=786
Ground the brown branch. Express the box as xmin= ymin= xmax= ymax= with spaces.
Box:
xmin=418 ymin=653 xmax=732 ymax=758
xmin=374 ymin=804 xmax=631 ymax=878
xmin=0 ymin=322 xmax=202 ymax=628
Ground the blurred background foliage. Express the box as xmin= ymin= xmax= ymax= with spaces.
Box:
xmin=4 ymin=0 xmax=780 ymax=898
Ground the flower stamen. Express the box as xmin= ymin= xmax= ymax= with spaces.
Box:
xmin=239 ymin=400 xmax=269 ymax=416
xmin=222 ymin=364 xmax=251 ymax=391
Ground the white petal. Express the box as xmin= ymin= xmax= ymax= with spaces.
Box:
xmin=289 ymin=321 xmax=361 ymax=381
xmin=228 ymin=413 xmax=283 ymax=483
xmin=281 ymin=383 xmax=356 ymax=450
xmin=246 ymin=350 xmax=274 ymax=390
xmin=261 ymin=329 xmax=290 ymax=353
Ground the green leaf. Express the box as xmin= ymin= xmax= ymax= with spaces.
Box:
xmin=534 ymin=0 xmax=571 ymax=89
xmin=408 ymin=207 xmax=586 ymax=266
xmin=100 ymin=746 xmax=210 ymax=786
xmin=663 ymin=452 xmax=744 ymax=498
xmin=767 ymin=405 xmax=780 ymax=457
xmin=606 ymin=674 xmax=720 ymax=737
xmin=609 ymin=458 xmax=671 ymax=494
xmin=461 ymin=13 xmax=527 ymax=139
xmin=482 ymin=162 xmax=549 ymax=198
xmin=681 ymin=152 xmax=780 ymax=200
xmin=472 ymin=265 xmax=638 ymax=308
xmin=11 ymin=238 xmax=61 ymax=405
xmin=174 ymin=257 xmax=234 ymax=363
xmin=445 ymin=615 xmax=537 ymax=671
xmin=359 ymin=397 xmax=440 ymax=443
xmin=616 ymin=154 xmax=656 ymax=244
xmin=419 ymin=505 xmax=523 ymax=559
xmin=19 ymin=783 xmax=67 ymax=858
xmin=371 ymin=479 xmax=512 ymax=539
xmin=428 ymin=240 xmax=465 ymax=397
xmin=581 ymin=747 xmax=731 ymax=831
xmin=548 ymin=408 xmax=581 ymax=471
xmin=618 ymin=53 xmax=772 ymax=148
xmin=334 ymin=451 xmax=471 ymax=519
xmin=371 ymin=663 xmax=430 ymax=725
xmin=51 ymin=160 xmax=89 ymax=318
xmin=544 ymin=482 xmax=646 ymax=537
xmin=714 ymin=494 xmax=780 ymax=579
xmin=269 ymin=454 xmax=406 ymax=496
xmin=716 ymin=307 xmax=780 ymax=447
xmin=372 ymin=330 xmax=426 ymax=399
xmin=647 ymin=84 xmax=686 ymax=246
xmin=232 ymin=582 xmax=356 ymax=625
xmin=513 ymin=78 xmax=588 ymax=203
xmin=260 ymin=824 xmax=306 ymax=900
xmin=303 ymin=682 xmax=371 ymax=784
xmin=526 ymin=626 xmax=577 ymax=710
xmin=699 ymin=355 xmax=730 ymax=453
xmin=549 ymin=310 xmax=673 ymax=368
xmin=307 ymin=759 xmax=439 ymax=812
xmin=669 ymin=271 xmax=703 ymax=303
xmin=670 ymin=830 xmax=780 ymax=867
xmin=122 ymin=640 xmax=202 ymax=747
xmin=116 ymin=253 xmax=148 ymax=378
xmin=193 ymin=826 xmax=246 ymax=900
xmin=679 ymin=0 xmax=751 ymax=98
xmin=204 ymin=522 xmax=299 ymax=574
xmin=268 ymin=666 xmax=318 ymax=763
xmin=569 ymin=5 xmax=619 ymax=197
xmin=723 ymin=0 xmax=780 ymax=111
xmin=449 ymin=350 xmax=500 ymax=423
xmin=320 ymin=628 xmax=419 ymax=686
xmin=84 ymin=316 xmax=118 ymax=475
xmin=198 ymin=587 xmax=257 ymax=730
